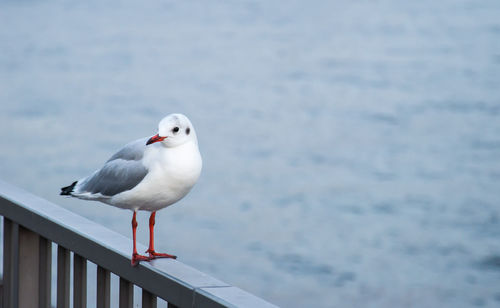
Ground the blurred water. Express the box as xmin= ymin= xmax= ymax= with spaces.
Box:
xmin=1 ymin=0 xmax=500 ymax=307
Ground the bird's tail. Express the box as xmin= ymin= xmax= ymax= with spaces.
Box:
xmin=60 ymin=181 xmax=77 ymax=195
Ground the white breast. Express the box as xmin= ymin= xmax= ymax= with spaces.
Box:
xmin=110 ymin=141 xmax=202 ymax=211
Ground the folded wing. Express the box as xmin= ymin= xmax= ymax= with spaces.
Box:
xmin=75 ymin=138 xmax=149 ymax=197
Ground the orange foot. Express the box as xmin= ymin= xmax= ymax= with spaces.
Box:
xmin=131 ymin=252 xmax=150 ymax=266
xmin=146 ymin=249 xmax=177 ymax=260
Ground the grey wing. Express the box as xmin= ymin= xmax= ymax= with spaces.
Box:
xmin=106 ymin=137 xmax=149 ymax=162
xmin=77 ymin=159 xmax=148 ymax=196
xmin=77 ymin=138 xmax=149 ymax=196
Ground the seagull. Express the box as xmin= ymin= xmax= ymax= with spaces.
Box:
xmin=60 ymin=114 xmax=202 ymax=265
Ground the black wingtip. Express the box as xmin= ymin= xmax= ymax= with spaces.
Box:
xmin=60 ymin=181 xmax=77 ymax=196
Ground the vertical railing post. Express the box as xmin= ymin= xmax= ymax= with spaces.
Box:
xmin=142 ymin=290 xmax=157 ymax=308
xmin=57 ymin=246 xmax=70 ymax=308
xmin=96 ymin=266 xmax=110 ymax=308
xmin=168 ymin=302 xmax=180 ymax=308
xmin=3 ymin=218 xmax=19 ymax=308
xmin=18 ymin=226 xmax=40 ymax=307
xmin=39 ymin=237 xmax=52 ymax=308
xmin=119 ymin=278 xmax=133 ymax=308
xmin=73 ymin=254 xmax=87 ymax=308
xmin=3 ymin=219 xmax=52 ymax=308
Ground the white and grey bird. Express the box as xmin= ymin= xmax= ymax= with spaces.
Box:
xmin=61 ymin=114 xmax=202 ymax=265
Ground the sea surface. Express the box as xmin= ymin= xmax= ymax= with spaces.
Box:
xmin=1 ymin=1 xmax=500 ymax=307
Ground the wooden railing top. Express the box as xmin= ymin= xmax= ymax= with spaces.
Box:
xmin=0 ymin=180 xmax=278 ymax=308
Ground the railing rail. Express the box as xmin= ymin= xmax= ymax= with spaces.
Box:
xmin=0 ymin=180 xmax=277 ymax=308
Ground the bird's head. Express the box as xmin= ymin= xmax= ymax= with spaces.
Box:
xmin=146 ymin=113 xmax=197 ymax=147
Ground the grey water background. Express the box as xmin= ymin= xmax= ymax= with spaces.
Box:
xmin=1 ymin=0 xmax=500 ymax=307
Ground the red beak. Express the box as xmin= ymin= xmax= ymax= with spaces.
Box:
xmin=146 ymin=134 xmax=166 ymax=145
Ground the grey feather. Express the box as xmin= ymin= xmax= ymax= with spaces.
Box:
xmin=106 ymin=137 xmax=148 ymax=162
xmin=78 ymin=138 xmax=149 ymax=196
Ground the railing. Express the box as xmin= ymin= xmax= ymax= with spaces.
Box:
xmin=0 ymin=180 xmax=278 ymax=308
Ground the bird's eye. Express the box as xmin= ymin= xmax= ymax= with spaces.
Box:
xmin=172 ymin=127 xmax=179 ymax=133
xmin=186 ymin=127 xmax=190 ymax=135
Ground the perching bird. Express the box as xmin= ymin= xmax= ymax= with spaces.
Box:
xmin=60 ymin=114 xmax=202 ymax=265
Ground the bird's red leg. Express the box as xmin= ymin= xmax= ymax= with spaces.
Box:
xmin=145 ymin=211 xmax=177 ymax=259
xmin=131 ymin=211 xmax=149 ymax=266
